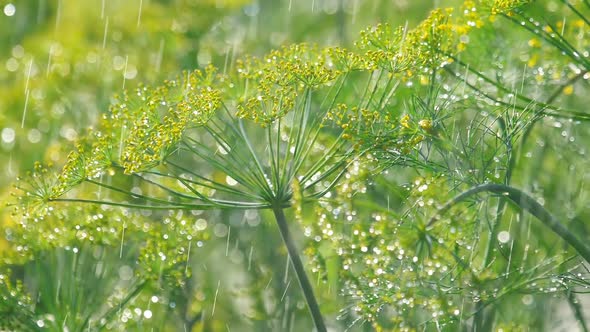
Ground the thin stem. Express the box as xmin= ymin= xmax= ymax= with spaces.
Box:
xmin=476 ymin=116 xmax=515 ymax=331
xmin=482 ymin=117 xmax=515 ymax=267
xmin=180 ymin=138 xmax=264 ymax=195
xmin=93 ymin=280 xmax=148 ymax=330
xmin=86 ymin=179 xmax=192 ymax=207
xmin=162 ymin=161 xmax=262 ymax=199
xmin=272 ymin=208 xmax=327 ymax=332
xmin=428 ymin=184 xmax=590 ymax=264
xmin=49 ymin=197 xmax=268 ymax=210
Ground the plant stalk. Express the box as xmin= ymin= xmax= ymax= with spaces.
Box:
xmin=428 ymin=184 xmax=590 ymax=264
xmin=272 ymin=208 xmax=327 ymax=332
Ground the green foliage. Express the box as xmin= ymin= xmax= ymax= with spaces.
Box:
xmin=3 ymin=0 xmax=590 ymax=331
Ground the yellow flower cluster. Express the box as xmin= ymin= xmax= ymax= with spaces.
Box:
xmin=236 ymin=44 xmax=340 ymax=125
xmin=236 ymin=87 xmax=296 ymax=126
xmin=325 ymin=47 xmax=373 ymax=72
xmin=110 ymin=67 xmax=221 ymax=173
xmin=356 ymin=0 xmax=533 ymax=72
xmin=48 ymin=1 xmax=509 ymax=186
xmin=490 ymin=0 xmax=531 ymax=15
xmin=357 ymin=9 xmax=457 ymax=74
xmin=327 ymin=103 xmax=432 ymax=157
xmin=25 ymin=0 xmax=521 ymax=210
xmin=356 ymin=24 xmax=415 ymax=73
xmin=52 ymin=148 xmax=87 ymax=198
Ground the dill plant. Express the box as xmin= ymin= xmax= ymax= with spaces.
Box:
xmin=12 ymin=43 xmax=360 ymax=331
xmin=299 ymin=0 xmax=590 ymax=330
xmin=4 ymin=0 xmax=590 ymax=331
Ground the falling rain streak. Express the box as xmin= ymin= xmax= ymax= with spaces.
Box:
xmin=122 ymin=55 xmax=129 ymax=89
xmin=137 ymin=0 xmax=143 ymax=27
xmin=155 ymin=38 xmax=164 ymax=73
xmin=212 ymin=280 xmax=221 ymax=317
xmin=225 ymin=225 xmax=231 ymax=256
xmin=185 ymin=240 xmax=192 ymax=275
xmin=280 ymin=280 xmax=291 ymax=302
xmin=102 ymin=17 xmax=109 ymax=49
xmin=119 ymin=223 xmax=126 ymax=258
xmin=284 ymin=254 xmax=290 ymax=284
xmin=55 ymin=0 xmax=61 ymax=31
xmin=247 ymin=246 xmax=253 ymax=271
xmin=21 ymin=59 xmax=33 ymax=128
xmin=21 ymin=90 xmax=29 ymax=128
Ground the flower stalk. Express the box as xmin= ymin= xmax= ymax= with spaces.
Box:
xmin=272 ymin=207 xmax=327 ymax=332
xmin=428 ymin=183 xmax=590 ymax=264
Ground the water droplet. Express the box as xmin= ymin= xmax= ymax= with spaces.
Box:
xmin=519 ymin=294 xmax=534 ymax=306
xmin=1 ymin=128 xmax=15 ymax=144
xmin=27 ymin=128 xmax=42 ymax=143
xmin=3 ymin=3 xmax=15 ymax=16
xmin=225 ymin=176 xmax=238 ymax=186
xmin=195 ymin=218 xmax=207 ymax=231
xmin=498 ymin=231 xmax=510 ymax=243
xmin=243 ymin=3 xmax=260 ymax=16
xmin=214 ymin=223 xmax=228 ymax=237
xmin=118 ymin=265 xmax=133 ymax=281
xmin=5 ymin=58 xmax=18 ymax=72
xmin=143 ymin=309 xmax=152 ymax=319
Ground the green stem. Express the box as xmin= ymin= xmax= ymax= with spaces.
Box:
xmin=428 ymin=184 xmax=590 ymax=264
xmin=482 ymin=117 xmax=513 ymax=269
xmin=272 ymin=208 xmax=327 ymax=332
xmin=93 ymin=280 xmax=148 ymax=330
xmin=49 ymin=197 xmax=270 ymax=210
xmin=475 ymin=119 xmax=514 ymax=332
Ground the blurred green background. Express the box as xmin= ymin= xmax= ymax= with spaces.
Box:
xmin=4 ymin=1 xmax=590 ymax=331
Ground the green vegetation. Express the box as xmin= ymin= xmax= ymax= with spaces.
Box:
xmin=2 ymin=0 xmax=590 ymax=331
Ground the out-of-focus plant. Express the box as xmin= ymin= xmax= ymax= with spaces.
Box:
xmin=0 ymin=0 xmax=247 ymax=187
xmin=5 ymin=0 xmax=590 ymax=331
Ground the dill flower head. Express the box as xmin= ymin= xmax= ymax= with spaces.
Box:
xmin=114 ymin=68 xmax=222 ymax=173
xmin=236 ymin=43 xmax=341 ymax=126
xmin=356 ymin=9 xmax=459 ymax=76
xmin=490 ymin=0 xmax=531 ymax=15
